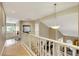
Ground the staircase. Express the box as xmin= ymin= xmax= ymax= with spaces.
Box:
xmin=21 ymin=34 xmax=79 ymax=56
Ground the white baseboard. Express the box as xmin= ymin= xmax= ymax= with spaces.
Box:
xmin=0 ymin=42 xmax=6 ymax=56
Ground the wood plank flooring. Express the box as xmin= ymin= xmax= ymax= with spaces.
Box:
xmin=2 ymin=42 xmax=30 ymax=56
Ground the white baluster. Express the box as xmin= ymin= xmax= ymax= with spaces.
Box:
xmin=49 ymin=41 xmax=50 ymax=56
xmin=72 ymin=48 xmax=76 ymax=56
xmin=39 ymin=39 xmax=41 ymax=56
xmin=43 ymin=40 xmax=45 ymax=56
xmin=57 ymin=44 xmax=60 ymax=56
xmin=64 ymin=46 xmax=67 ymax=56
xmin=42 ymin=40 xmax=45 ymax=56
xmin=41 ymin=40 xmax=43 ymax=56
xmin=38 ymin=38 xmax=40 ymax=56
xmin=37 ymin=38 xmax=39 ymax=56
xmin=41 ymin=40 xmax=44 ymax=56
xmin=29 ymin=36 xmax=31 ymax=50
xmin=53 ymin=42 xmax=55 ymax=56
xmin=44 ymin=40 xmax=47 ymax=56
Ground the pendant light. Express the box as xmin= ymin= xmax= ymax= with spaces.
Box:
xmin=51 ymin=3 xmax=60 ymax=29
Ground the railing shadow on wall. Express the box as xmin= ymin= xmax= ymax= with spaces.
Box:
xmin=21 ymin=34 xmax=79 ymax=56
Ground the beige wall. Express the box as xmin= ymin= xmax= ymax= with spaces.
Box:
xmin=0 ymin=3 xmax=6 ymax=55
xmin=49 ymin=28 xmax=63 ymax=40
xmin=39 ymin=22 xmax=49 ymax=38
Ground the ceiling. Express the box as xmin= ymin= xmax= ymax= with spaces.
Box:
xmin=3 ymin=2 xmax=78 ymax=21
xmin=3 ymin=2 xmax=78 ymax=37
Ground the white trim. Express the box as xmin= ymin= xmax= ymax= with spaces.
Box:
xmin=20 ymin=43 xmax=32 ymax=56
xmin=30 ymin=34 xmax=79 ymax=50
xmin=21 ymin=42 xmax=36 ymax=56
xmin=0 ymin=42 xmax=6 ymax=56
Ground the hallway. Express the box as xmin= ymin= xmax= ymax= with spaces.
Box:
xmin=0 ymin=2 xmax=79 ymax=56
xmin=2 ymin=39 xmax=30 ymax=56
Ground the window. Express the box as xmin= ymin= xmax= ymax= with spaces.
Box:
xmin=6 ymin=23 xmax=16 ymax=33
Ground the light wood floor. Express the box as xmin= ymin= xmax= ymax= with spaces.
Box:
xmin=2 ymin=42 xmax=30 ymax=56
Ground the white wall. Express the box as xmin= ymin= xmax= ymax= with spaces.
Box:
xmin=35 ymin=21 xmax=39 ymax=35
xmin=41 ymin=6 xmax=78 ymax=37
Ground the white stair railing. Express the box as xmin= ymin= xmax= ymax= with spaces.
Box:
xmin=22 ymin=34 xmax=79 ymax=56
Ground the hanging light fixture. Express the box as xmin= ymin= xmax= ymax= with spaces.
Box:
xmin=51 ymin=3 xmax=60 ymax=29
